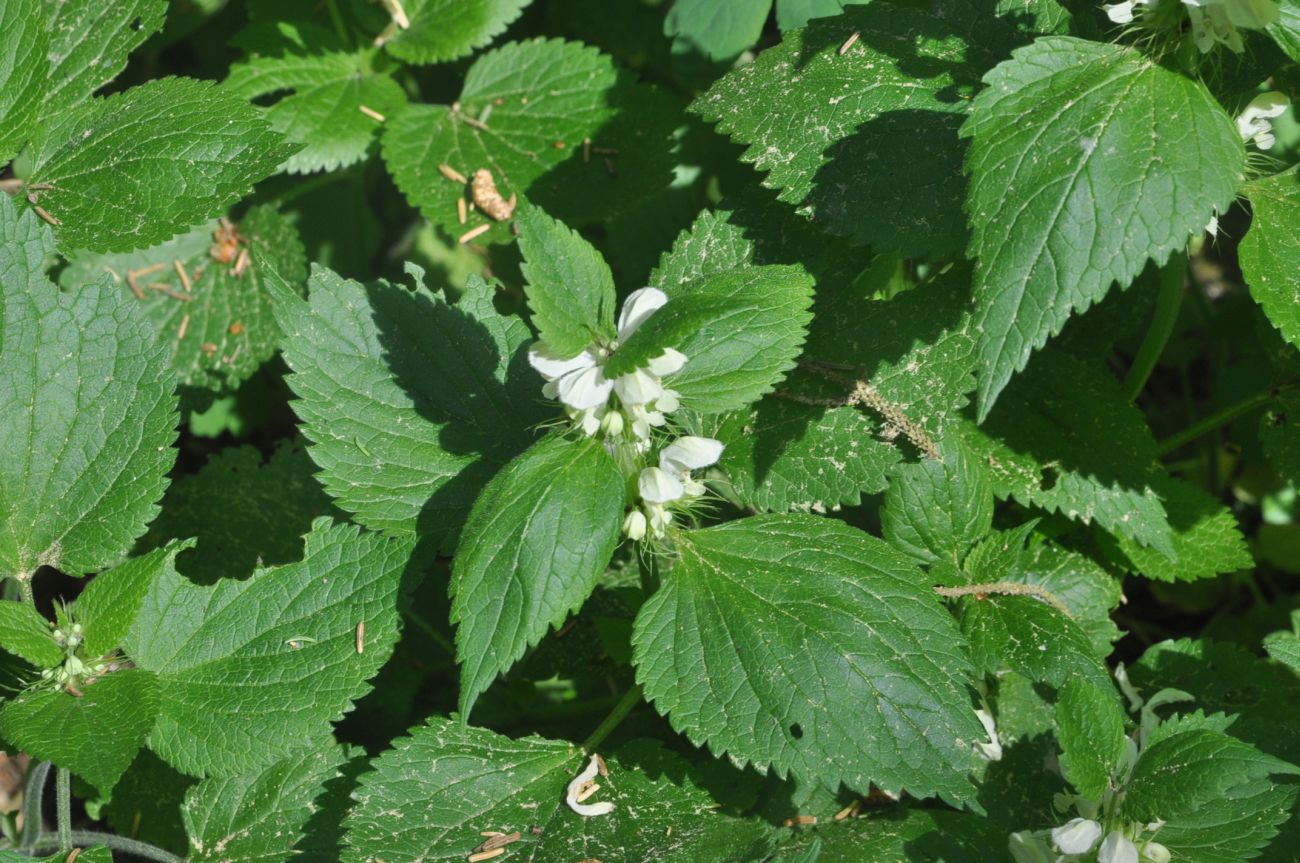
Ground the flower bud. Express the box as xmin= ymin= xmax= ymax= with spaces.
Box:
xmin=600 ymin=409 xmax=624 ymax=437
xmin=1141 ymin=841 xmax=1171 ymax=863
xmin=622 ymin=510 xmax=647 ymax=542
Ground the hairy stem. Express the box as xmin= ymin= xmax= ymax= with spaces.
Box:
xmin=324 ymin=0 xmax=351 ymax=46
xmin=19 ymin=761 xmax=51 ymax=851
xmin=790 ymin=360 xmax=940 ymax=458
xmin=934 ymin=582 xmax=1073 ymax=618
xmin=1155 ymin=383 xmax=1295 ymax=456
xmin=582 ymin=684 xmax=643 ymax=753
xmin=55 ymin=768 xmax=71 ymax=853
xmin=16 ymin=576 xmax=34 ymax=606
xmin=31 ymin=831 xmax=185 ymax=863
xmin=1121 ymin=250 xmax=1186 ymax=402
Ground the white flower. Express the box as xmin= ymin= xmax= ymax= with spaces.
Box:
xmin=639 ymin=466 xmax=685 ymax=504
xmin=1224 ymin=0 xmax=1280 ymax=27
xmin=973 ymin=707 xmax=1003 ymax=762
xmin=616 ymin=287 xmax=668 ymax=340
xmin=1237 ymin=92 xmax=1289 ymax=149
xmin=1141 ymin=841 xmax=1171 ymax=863
xmin=622 ymin=510 xmax=647 ymax=541
xmin=565 ymin=754 xmax=614 ymax=817
xmin=660 ymin=436 xmax=725 ymax=475
xmin=613 ymin=367 xmax=665 ymax=406
xmin=1103 ymin=0 xmax=1152 ymax=23
xmin=1099 ymin=831 xmax=1140 ymax=863
xmin=646 ymin=348 xmax=687 ymax=377
xmin=1008 ymin=832 xmax=1056 ymax=863
xmin=1184 ymin=0 xmax=1243 ymax=51
xmin=1052 ymin=818 xmax=1104 ymax=855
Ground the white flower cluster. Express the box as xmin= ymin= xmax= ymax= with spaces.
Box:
xmin=528 ymin=288 xmax=685 ymax=446
xmin=625 ymin=436 xmax=724 ymax=541
xmin=1102 ymin=0 xmax=1279 ymax=52
xmin=529 ymin=287 xmax=725 ymax=542
xmin=1237 ymin=92 xmax=1290 ymax=150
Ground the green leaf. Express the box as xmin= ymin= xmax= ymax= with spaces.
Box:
xmin=0 ymin=0 xmax=47 ymax=163
xmin=382 ymin=38 xmax=616 ymax=241
xmin=39 ymin=0 xmax=167 ymax=119
xmin=959 ymin=592 xmax=1110 ymax=690
xmin=1268 ymin=0 xmax=1300 ymax=62
xmin=632 ymin=514 xmax=983 ymax=804
xmin=386 ymin=0 xmax=533 ymax=64
xmin=0 ymin=849 xmax=110 ymax=863
xmin=139 ymin=441 xmax=341 ymax=584
xmin=1260 ymin=389 xmax=1300 ymax=479
xmin=881 ymin=442 xmax=993 ymax=568
xmin=0 ymin=669 xmax=159 ymax=791
xmin=184 ymin=746 xmax=345 ymax=863
xmin=517 ymin=204 xmax=617 ymax=355
xmin=102 ymin=750 xmax=196 ymax=858
xmin=1054 ymin=678 xmax=1126 ymax=800
xmin=344 ymin=717 xmax=772 ymax=863
xmin=770 ymin=808 xmax=1003 ymax=863
xmin=708 ymin=399 xmax=900 ymax=513
xmin=1004 ymin=540 xmax=1122 ymax=658
xmin=26 ymin=77 xmax=298 ymax=253
xmin=955 ymin=350 xmax=1174 ymax=557
xmin=692 ymin=0 xmax=1055 ymax=258
xmin=124 ymin=519 xmax=415 ymax=777
xmin=1109 ymin=477 xmax=1252 ymax=582
xmin=225 ymin=50 xmax=407 ymax=173
xmin=60 ymin=206 xmax=307 ymax=390
xmin=75 ymin=543 xmax=191 ymax=659
xmin=1265 ymin=612 xmax=1300 ymax=674
xmin=963 ymin=37 xmax=1243 ymax=418
xmin=1241 ymin=168 xmax=1300 ymax=350
xmin=0 ymin=180 xmax=56 ymax=287
xmin=272 ymin=265 xmax=540 ymax=549
xmin=614 ymin=267 xmax=815 ymax=412
xmin=665 ymin=0 xmax=772 ymax=61
xmin=0 ymin=601 xmax=60 ymax=668
xmin=451 ymin=434 xmax=625 ymax=717
xmin=1 ymin=201 xmax=177 ymax=578
xmin=1124 ymin=729 xmax=1299 ymax=863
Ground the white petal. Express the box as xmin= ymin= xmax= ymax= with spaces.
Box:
xmin=613 ymin=368 xmax=665 ymax=406
xmin=616 ymin=287 xmax=669 ymax=339
xmin=556 ymin=365 xmax=613 ymax=410
xmin=529 ymin=344 xmax=597 ymax=380
xmin=575 ymin=407 xmax=602 ymax=436
xmin=565 ymin=754 xmax=614 ymax=817
xmin=646 ymin=347 xmax=688 ymax=377
xmin=1104 ymin=1 xmax=1136 ymax=23
xmin=639 ymin=467 xmax=684 ymax=504
xmin=682 ymin=477 xmax=706 ymax=497
xmin=1225 ymin=0 xmax=1280 ymax=29
xmin=623 ymin=510 xmax=647 ymax=541
xmin=660 ymin=436 xmax=725 ymax=473
xmin=1141 ymin=842 xmax=1171 ymax=863
xmin=1052 ymin=818 xmax=1103 ymax=855
xmin=973 ymin=708 xmax=1002 ymax=761
xmin=655 ymin=389 xmax=680 ymax=413
xmin=1098 ymin=831 xmax=1139 ymax=863
xmin=648 ymin=503 xmax=674 ymax=533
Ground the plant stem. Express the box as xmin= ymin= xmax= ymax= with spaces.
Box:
xmin=1121 ymin=251 xmax=1186 ymax=402
xmin=637 ymin=551 xmax=660 ymax=597
xmin=403 ymin=607 xmax=455 ymax=656
xmin=16 ymin=576 xmax=34 ymax=606
xmin=19 ymin=761 xmax=51 ymax=851
xmin=581 ymin=684 xmax=643 ymax=752
xmin=31 ymin=831 xmax=185 ymax=863
xmin=55 ymin=768 xmax=71 ymax=853
xmin=324 ymin=0 xmax=351 ymax=46
xmin=1155 ymin=386 xmax=1290 ymax=456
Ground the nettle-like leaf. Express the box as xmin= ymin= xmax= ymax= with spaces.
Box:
xmin=38 ymin=0 xmax=167 ymax=119
xmin=225 ymin=49 xmax=407 ymax=174
xmin=1240 ymin=168 xmax=1300 ymax=349
xmin=272 ymin=264 xmax=541 ymax=550
xmin=141 ymin=441 xmax=340 ymax=584
xmin=451 ymin=434 xmax=625 ymax=717
xmin=963 ymin=36 xmax=1243 ymax=418
xmin=665 ymin=0 xmax=771 ymax=61
xmin=1123 ymin=729 xmax=1300 ymax=863
xmin=517 ymin=203 xmax=617 ymax=356
xmin=0 ymin=601 xmax=60 ymax=668
xmin=633 ymin=514 xmax=984 ymax=804
xmin=771 ymin=808 xmax=1002 ymax=863
xmin=75 ymin=543 xmax=188 ymax=659
xmin=1054 ymin=678 xmax=1126 ymax=801
xmin=24 ymin=77 xmax=298 ymax=253
xmin=1107 ymin=477 xmax=1252 ymax=582
xmin=1265 ymin=611 xmax=1300 ymax=674
xmin=881 ymin=441 xmax=993 ymax=568
xmin=1007 ymin=540 xmax=1122 ymax=658
xmin=60 ymin=206 xmax=307 ymax=390
xmin=344 ymin=717 xmax=772 ymax=863
xmin=955 ymin=349 xmax=1174 ymax=557
xmin=385 ymin=0 xmax=534 ymax=65
xmin=0 ymin=0 xmax=46 ymax=163
xmin=0 ymin=197 xmax=177 ymax=579
xmin=124 ymin=518 xmax=415 ymax=777
xmin=1269 ymin=0 xmax=1300 ymax=62
xmin=1260 ymin=389 xmax=1300 ymax=479
xmin=613 ymin=267 xmax=816 ymax=412
xmin=958 ymin=590 xmax=1111 ymax=691
xmin=0 ymin=669 xmax=159 ymax=792
xmin=692 ymin=0 xmax=1059 ymax=258
xmin=184 ymin=746 xmax=344 ymax=863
